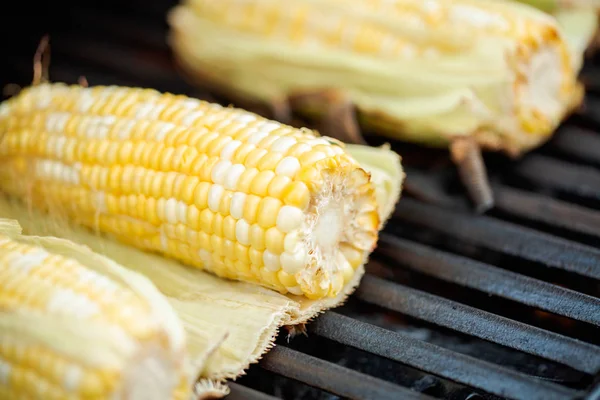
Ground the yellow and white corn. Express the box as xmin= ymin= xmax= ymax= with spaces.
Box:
xmin=0 ymin=83 xmax=381 ymax=300
xmin=0 ymin=219 xmax=190 ymax=400
xmin=168 ymin=0 xmax=583 ymax=156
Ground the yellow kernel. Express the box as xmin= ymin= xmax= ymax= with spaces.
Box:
xmin=237 ymin=168 xmax=259 ymax=193
xmin=267 ymin=175 xmax=291 ymax=198
xmin=257 ymin=197 xmax=282 ymax=228
xmin=207 ymin=136 xmax=232 ymax=156
xmin=193 ymin=182 xmax=210 ymax=209
xmin=244 ymin=148 xmax=268 ymax=168
xmin=145 ymin=197 xmax=159 ymax=225
xmin=282 ymin=181 xmax=310 ymax=209
xmin=199 ymin=158 xmax=219 ymax=181
xmin=249 ymin=224 xmax=266 ymax=251
xmin=234 ymin=259 xmax=252 ymax=277
xmin=277 ymin=270 xmax=298 ymax=287
xmin=234 ymin=243 xmax=250 ymax=264
xmin=340 ymin=243 xmax=363 ymax=269
xmin=187 ymin=205 xmax=200 ymax=230
xmin=180 ymin=176 xmax=200 ymax=204
xmin=257 ymin=152 xmax=284 ymax=171
xmin=233 ymin=143 xmax=256 ymax=164
xmin=219 ymin=190 xmax=233 ymax=215
xmin=199 ymin=209 xmax=214 ymax=234
xmin=212 ymin=213 xmax=224 ymax=237
xmin=250 ymin=171 xmax=275 ymax=197
xmin=258 ymin=266 xmax=280 ymax=287
xmin=223 ymin=239 xmax=235 ymax=260
xmin=161 ymin=172 xmax=177 ymax=198
xmin=296 ymin=167 xmax=322 ymax=190
xmin=223 ymin=216 xmax=236 ymax=241
xmin=211 ymin=235 xmax=223 ymax=256
xmin=189 ymin=154 xmax=209 ymax=176
xmin=199 ymin=232 xmax=211 ymax=251
xmin=249 ymin=248 xmax=263 ymax=266
xmin=265 ymin=227 xmax=285 ymax=254
xmin=243 ymin=195 xmax=261 ymax=224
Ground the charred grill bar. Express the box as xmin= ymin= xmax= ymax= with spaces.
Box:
xmin=3 ymin=1 xmax=600 ymax=399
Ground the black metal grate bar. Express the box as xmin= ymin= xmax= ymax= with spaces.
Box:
xmin=357 ymin=275 xmax=600 ymax=374
xmin=377 ymin=234 xmax=600 ymax=326
xmin=260 ymin=346 xmax=435 ymax=400
xmin=226 ymin=383 xmax=279 ymax=400
xmin=552 ymin=127 xmax=600 ymax=165
xmin=310 ymin=312 xmax=579 ymax=400
xmin=493 ymin=185 xmax=600 ymax=239
xmin=512 ymin=155 xmax=600 ymax=201
xmin=394 ymin=198 xmax=600 ymax=280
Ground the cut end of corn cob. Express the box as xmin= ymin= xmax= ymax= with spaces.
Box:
xmin=0 ymin=82 xmax=382 ymax=300
xmin=168 ymin=0 xmax=583 ymax=156
xmin=0 ymin=218 xmax=190 ymax=399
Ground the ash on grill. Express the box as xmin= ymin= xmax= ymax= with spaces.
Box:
xmin=2 ymin=1 xmax=600 ymax=400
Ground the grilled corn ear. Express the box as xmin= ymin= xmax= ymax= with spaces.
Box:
xmin=0 ymin=82 xmax=386 ymax=300
xmin=0 ymin=218 xmax=190 ymax=400
xmin=169 ymin=0 xmax=582 ymax=157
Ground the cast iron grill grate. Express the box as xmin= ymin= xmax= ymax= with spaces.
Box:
xmin=3 ymin=1 xmax=600 ymax=399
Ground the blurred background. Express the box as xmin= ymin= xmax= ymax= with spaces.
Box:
xmin=2 ymin=2 xmax=600 ymax=400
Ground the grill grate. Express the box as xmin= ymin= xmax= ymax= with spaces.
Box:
xmin=3 ymin=1 xmax=600 ymax=399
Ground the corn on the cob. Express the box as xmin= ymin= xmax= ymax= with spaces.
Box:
xmin=168 ymin=0 xmax=582 ymax=157
xmin=0 ymin=218 xmax=190 ymax=400
xmin=0 ymin=82 xmax=382 ymax=300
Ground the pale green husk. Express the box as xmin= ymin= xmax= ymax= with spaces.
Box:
xmin=169 ymin=0 xmax=581 ymax=156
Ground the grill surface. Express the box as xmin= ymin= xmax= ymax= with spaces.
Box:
xmin=3 ymin=1 xmax=600 ymax=399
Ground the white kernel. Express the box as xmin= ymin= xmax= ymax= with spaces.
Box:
xmin=224 ymin=164 xmax=245 ymax=190
xmin=181 ymin=110 xmax=205 ymax=126
xmin=181 ymin=99 xmax=201 ymax=109
xmin=63 ymin=365 xmax=83 ymax=392
xmin=281 ymin=248 xmax=307 ymax=275
xmin=235 ymin=219 xmax=250 ymax=245
xmin=276 ymin=206 xmax=304 ymax=233
xmin=291 ymin=143 xmax=311 ymax=156
xmin=198 ymin=249 xmax=213 ymax=267
xmin=283 ymin=232 xmax=302 ymax=253
xmin=155 ymin=123 xmax=176 ymax=141
xmin=246 ymin=131 xmax=269 ymax=145
xmin=258 ymin=121 xmax=281 ymax=133
xmin=165 ymin=198 xmax=178 ymax=224
xmin=230 ymin=192 xmax=247 ymax=219
xmin=0 ymin=103 xmax=10 ymax=118
xmin=220 ymin=140 xmax=242 ymax=160
xmin=211 ymin=160 xmax=232 ymax=184
xmin=78 ymin=92 xmax=95 ymax=112
xmin=286 ymin=286 xmax=304 ymax=296
xmin=234 ymin=113 xmax=257 ymax=124
xmin=47 ymin=289 xmax=99 ymax=319
xmin=263 ymin=251 xmax=281 ymax=271
xmin=159 ymin=226 xmax=168 ymax=251
xmin=270 ymin=137 xmax=296 ymax=153
xmin=275 ymin=157 xmax=301 ymax=177
xmin=45 ymin=112 xmax=69 ymax=132
xmin=208 ymin=185 xmax=225 ymax=212
xmin=116 ymin=120 xmax=136 ymax=140
xmin=8 ymin=249 xmax=48 ymax=273
xmin=176 ymin=200 xmax=188 ymax=223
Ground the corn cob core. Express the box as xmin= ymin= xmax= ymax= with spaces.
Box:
xmin=0 ymin=221 xmax=188 ymax=400
xmin=0 ymin=83 xmax=380 ymax=299
xmin=170 ymin=0 xmax=581 ymax=155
